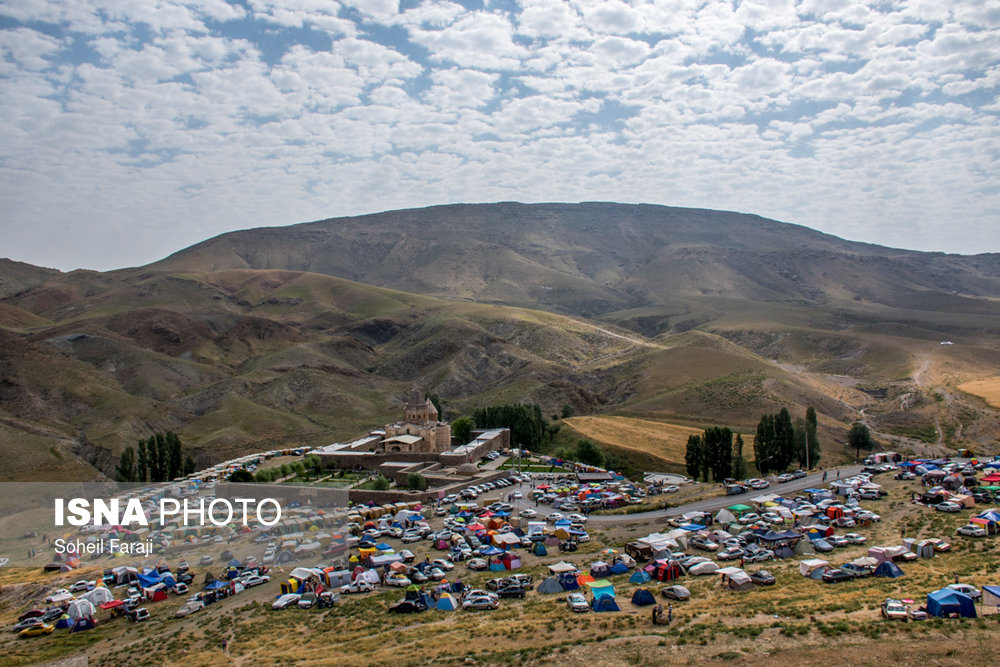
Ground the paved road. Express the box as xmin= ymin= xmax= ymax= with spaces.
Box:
xmin=494 ymin=465 xmax=867 ymax=528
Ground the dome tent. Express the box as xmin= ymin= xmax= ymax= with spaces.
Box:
xmin=630 ymin=588 xmax=656 ymax=606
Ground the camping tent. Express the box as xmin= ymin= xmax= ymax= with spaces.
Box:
xmin=926 ymin=588 xmax=976 ymax=618
xmin=537 ymin=577 xmax=563 ymax=595
xmin=629 ymin=569 xmax=652 ymax=584
xmin=548 ymin=561 xmax=577 ymax=574
xmin=591 ymin=594 xmax=620 ymax=612
xmin=981 ymin=585 xmax=1000 ymax=610
xmin=436 ymin=593 xmax=459 ymax=611
xmin=631 ymin=588 xmax=656 ymax=606
xmin=727 ymin=571 xmax=754 ymax=591
xmin=558 ymin=573 xmax=580 ymax=590
xmin=499 ymin=552 xmax=521 ymax=570
xmin=590 ymin=561 xmax=611 ymax=578
xmin=610 ymin=561 xmax=630 ymax=575
xmin=81 ymin=587 xmax=114 ymax=606
xmin=799 ymin=559 xmax=830 ymax=579
xmin=586 ymin=579 xmax=615 ymax=599
xmin=66 ymin=599 xmax=96 ymax=622
xmin=532 ymin=542 xmax=548 ymax=557
xmin=874 ymin=561 xmax=905 ymax=578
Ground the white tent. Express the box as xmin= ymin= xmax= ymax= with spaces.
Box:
xmin=714 ymin=509 xmax=737 ymax=524
xmin=548 ymin=561 xmax=578 ymax=574
xmin=799 ymin=559 xmax=830 ymax=577
xmin=66 ymin=599 xmax=96 ymax=622
xmin=727 ymin=570 xmax=754 ymax=591
xmin=81 ymin=587 xmax=113 ymax=606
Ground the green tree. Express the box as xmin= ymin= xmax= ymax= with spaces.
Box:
xmin=702 ymin=426 xmax=733 ymax=482
xmin=280 ymin=463 xmax=292 ymax=477
xmin=472 ymin=403 xmax=549 ymax=450
xmin=255 ymin=469 xmax=274 ymax=483
xmin=451 ymin=416 xmax=475 ymax=445
xmin=732 ymin=434 xmax=748 ymax=480
xmin=574 ymin=439 xmax=604 ymax=467
xmin=406 ymin=472 xmax=427 ymax=490
xmin=848 ymin=422 xmax=875 ymax=460
xmin=561 ymin=404 xmax=575 ymax=419
xmin=183 ymin=455 xmax=196 ymax=476
xmin=136 ymin=440 xmax=148 ymax=483
xmin=228 ymin=469 xmax=255 ymax=483
xmin=115 ymin=446 xmax=136 ymax=482
xmin=685 ymin=434 xmax=703 ymax=480
xmin=372 ymin=476 xmax=390 ymax=491
xmin=774 ymin=408 xmax=796 ymax=471
xmin=753 ymin=414 xmax=778 ymax=475
xmin=166 ymin=431 xmax=183 ymax=480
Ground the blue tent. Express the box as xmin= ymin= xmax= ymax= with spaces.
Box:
xmin=610 ymin=562 xmax=630 ymax=575
xmin=559 ymin=573 xmax=580 ymax=590
xmin=926 ymin=588 xmax=976 ymax=618
xmin=874 ymin=561 xmax=905 ymax=578
xmin=481 ymin=546 xmax=504 ymax=556
xmin=436 ymin=594 xmax=459 ymax=611
xmin=630 ymin=588 xmax=656 ymax=606
xmin=629 ymin=569 xmax=651 ymax=584
xmin=376 ymin=542 xmax=392 ymax=551
xmin=489 ymin=563 xmax=506 ymax=571
xmin=137 ymin=572 xmax=161 ymax=588
xmin=679 ymin=523 xmax=705 ymax=531
xmin=532 ymin=542 xmax=548 ymax=557
xmin=592 ymin=594 xmax=620 ymax=612
xmin=590 ymin=561 xmax=611 ymax=578
xmin=204 ymin=580 xmax=227 ymax=590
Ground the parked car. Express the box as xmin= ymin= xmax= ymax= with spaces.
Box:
xmin=947 ymin=583 xmax=980 ymax=600
xmin=129 ymin=608 xmax=150 ymax=622
xmin=496 ymin=585 xmax=526 ymax=599
xmin=689 ymin=536 xmax=719 ymax=552
xmin=399 ymin=550 xmax=415 ymax=562
xmin=200 ymin=555 xmax=214 ymax=566
xmin=385 ymin=575 xmax=411 ymax=587
xmin=341 ymin=580 xmax=375 ymax=595
xmin=566 ymin=593 xmax=590 ymax=612
xmin=297 ymin=592 xmax=318 ymax=609
xmin=881 ymin=598 xmax=908 ymax=620
xmin=271 ymin=594 xmax=301 ymax=610
xmin=69 ymin=580 xmax=95 ymax=593
xmin=811 ymin=539 xmax=834 ymax=553
xmin=717 ymin=547 xmax=744 ymax=561
xmin=173 ymin=582 xmax=190 ymax=595
xmin=777 ymin=473 xmax=794 ymax=483
xmin=19 ymin=623 xmax=54 ymax=638
xmin=925 ymin=538 xmax=951 ymax=552
xmin=467 ymin=558 xmax=488 ymax=571
xmin=44 ymin=589 xmax=70 ymax=604
xmin=821 ymin=569 xmax=855 ymax=584
xmin=388 ymin=599 xmax=427 ymax=614
xmin=463 ymin=595 xmax=499 ymax=611
xmin=743 ymin=545 xmax=774 ymax=562
xmin=175 ymin=600 xmax=204 ymax=618
xmin=843 ymin=533 xmax=867 ymax=545
xmin=841 ymin=562 xmax=874 ymax=578
xmin=241 ymin=575 xmax=270 ymax=588
xmin=957 ymin=524 xmax=987 ymax=537
xmin=935 ymin=501 xmax=962 ymax=513
xmin=12 ymin=617 xmax=45 ymax=634
xmin=749 ymin=570 xmax=776 ymax=586
xmin=660 ymin=585 xmax=691 ymax=601
xmin=827 ymin=535 xmax=849 ymax=548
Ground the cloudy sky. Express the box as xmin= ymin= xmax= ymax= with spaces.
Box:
xmin=1 ymin=0 xmax=998 ymax=271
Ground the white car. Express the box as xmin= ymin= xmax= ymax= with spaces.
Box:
xmin=956 ymin=524 xmax=987 ymax=537
xmin=567 ymin=513 xmax=587 ymax=524
xmin=385 ymin=575 xmax=411 ymax=587
xmin=519 ymin=508 xmax=538 ymax=518
xmin=44 ymin=589 xmax=71 ymax=603
xmin=935 ymin=502 xmax=962 ymax=513
xmin=947 ymin=583 xmax=980 ymax=600
xmin=548 ymin=512 xmax=565 ymax=521
xmin=431 ymin=559 xmax=455 ymax=571
xmin=843 ymin=533 xmax=867 ymax=544
xmin=242 ymin=574 xmax=271 ymax=588
xmin=512 ymin=492 xmax=522 ymax=499
xmin=69 ymin=580 xmax=95 ymax=593
xmin=341 ymin=580 xmax=376 ymax=594
xmin=663 ymin=485 xmax=680 ymax=493
xmin=567 ymin=593 xmax=589 ymax=612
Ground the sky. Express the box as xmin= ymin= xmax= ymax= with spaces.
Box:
xmin=1 ymin=0 xmax=999 ymax=272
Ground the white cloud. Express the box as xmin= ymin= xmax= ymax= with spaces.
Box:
xmin=0 ymin=0 xmax=998 ymax=271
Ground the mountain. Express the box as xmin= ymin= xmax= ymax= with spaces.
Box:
xmin=0 ymin=258 xmax=61 ymax=299
xmin=3 ymin=203 xmax=1000 ymax=480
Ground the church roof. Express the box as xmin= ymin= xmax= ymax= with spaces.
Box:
xmin=384 ymin=434 xmax=422 ymax=445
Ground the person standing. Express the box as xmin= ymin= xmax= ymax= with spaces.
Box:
xmin=668 ymin=603 xmax=673 ymax=622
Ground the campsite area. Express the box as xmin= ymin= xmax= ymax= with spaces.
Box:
xmin=3 ymin=470 xmax=1000 ymax=666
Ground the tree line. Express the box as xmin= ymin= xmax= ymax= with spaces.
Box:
xmin=470 ymin=403 xmax=558 ymax=449
xmin=115 ymin=432 xmax=196 ymax=483
xmin=752 ymin=407 xmax=821 ymax=475
xmin=684 ymin=427 xmax=747 ymax=483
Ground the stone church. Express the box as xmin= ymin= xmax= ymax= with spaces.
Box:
xmin=381 ymin=390 xmax=452 ymax=454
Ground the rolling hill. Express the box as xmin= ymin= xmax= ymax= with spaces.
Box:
xmin=2 ymin=203 xmax=1000 ymax=480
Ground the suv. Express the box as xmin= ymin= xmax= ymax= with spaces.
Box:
xmin=881 ymin=598 xmax=908 ymax=620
